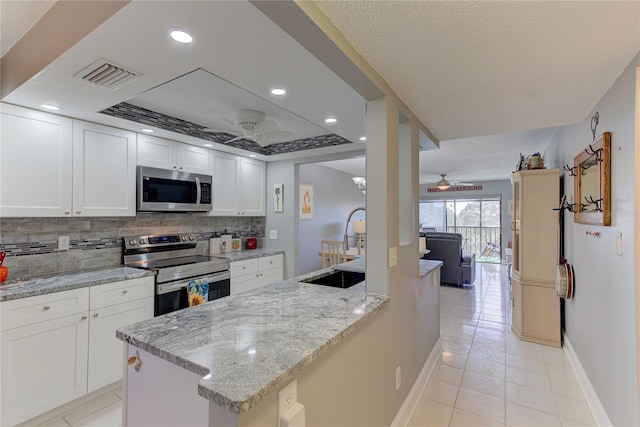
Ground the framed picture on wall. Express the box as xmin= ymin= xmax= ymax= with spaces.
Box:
xmin=274 ymin=184 xmax=284 ymax=213
xmin=299 ymin=183 xmax=314 ymax=220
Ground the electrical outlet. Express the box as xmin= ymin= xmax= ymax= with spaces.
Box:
xmin=269 ymin=230 xmax=278 ymax=240
xmin=395 ymin=366 xmax=401 ymax=391
xmin=389 ymin=246 xmax=398 ymax=267
xmin=58 ymin=236 xmax=70 ymax=251
xmin=278 ymin=379 xmax=297 ymax=425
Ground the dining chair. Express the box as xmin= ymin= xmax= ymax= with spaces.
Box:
xmin=321 ymin=240 xmax=348 ymax=268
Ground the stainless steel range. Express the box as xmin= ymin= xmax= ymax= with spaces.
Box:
xmin=123 ymin=233 xmax=230 ymax=316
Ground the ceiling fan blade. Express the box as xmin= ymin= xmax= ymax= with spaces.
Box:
xmin=203 ymin=127 xmax=241 ymax=135
xmin=223 ymin=136 xmax=243 ymax=144
xmin=254 ymin=119 xmax=279 ymax=134
xmin=451 ymin=182 xmax=474 ymax=186
xmin=221 ymin=116 xmax=236 ymax=126
xmin=264 ymin=130 xmax=293 ymax=142
xmin=254 ymin=135 xmax=273 ymax=147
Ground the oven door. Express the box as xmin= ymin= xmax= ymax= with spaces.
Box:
xmin=155 ymin=271 xmax=230 ymax=316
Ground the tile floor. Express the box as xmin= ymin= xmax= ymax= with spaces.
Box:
xmin=408 ymin=262 xmax=596 ymax=426
xmin=35 ymin=263 xmax=595 ymax=427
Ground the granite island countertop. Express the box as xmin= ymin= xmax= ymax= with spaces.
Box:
xmin=333 ymin=257 xmax=442 ymax=279
xmin=211 ymin=248 xmax=284 ymax=262
xmin=0 ymin=267 xmax=155 ymax=302
xmin=116 ymin=275 xmax=389 ymax=415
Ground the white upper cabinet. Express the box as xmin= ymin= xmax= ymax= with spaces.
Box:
xmin=73 ymin=121 xmax=136 ymax=216
xmin=211 ymin=151 xmax=265 ymax=216
xmin=0 ymin=104 xmax=73 ymax=217
xmin=137 ymin=134 xmax=210 ymax=174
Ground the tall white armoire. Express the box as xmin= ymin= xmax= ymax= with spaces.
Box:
xmin=510 ymin=169 xmax=561 ymax=347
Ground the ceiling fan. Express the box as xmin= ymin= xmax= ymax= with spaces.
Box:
xmin=204 ymin=109 xmax=293 ymax=147
xmin=420 ymin=174 xmax=474 ymax=190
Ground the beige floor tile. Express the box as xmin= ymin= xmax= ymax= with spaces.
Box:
xmin=38 ymin=418 xmax=71 ymax=427
xmin=466 ymin=356 xmax=506 ymax=380
xmin=506 ymin=366 xmax=552 ymax=392
xmin=440 ymin=350 xmax=469 ymax=370
xmin=70 ymin=401 xmax=122 ymax=427
xmin=468 ymin=346 xmax=506 ymax=363
xmin=546 ymin=361 xmax=580 ymax=382
xmin=433 ymin=363 xmax=464 ymax=386
xmin=506 ymin=382 xmax=558 ymax=415
xmin=450 ymin=409 xmax=504 ymax=427
xmin=442 ymin=339 xmax=472 ymax=355
xmin=455 ymin=388 xmax=505 ymax=423
xmin=541 ymin=346 xmax=571 ymax=367
xmin=62 ymin=393 xmax=120 ymax=425
xmin=477 ymin=320 xmax=506 ymax=332
xmin=550 ymin=378 xmax=586 ymax=401
xmin=560 ymin=418 xmax=595 ymax=426
xmin=461 ymin=371 xmax=505 ymax=400
xmin=506 ymin=353 xmax=547 ymax=375
xmin=409 ymin=398 xmax=453 ymax=427
xmin=554 ymin=395 xmax=596 ymax=425
xmin=506 ymin=401 xmax=562 ymax=426
xmin=423 ymin=378 xmax=460 ymax=406
xmin=506 ymin=340 xmax=544 ymax=360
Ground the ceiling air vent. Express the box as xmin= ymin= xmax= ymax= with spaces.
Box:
xmin=74 ymin=58 xmax=142 ymax=90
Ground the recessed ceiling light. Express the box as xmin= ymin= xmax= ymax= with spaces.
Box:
xmin=325 ymin=117 xmax=337 ymax=124
xmin=41 ymin=104 xmax=61 ymax=111
xmin=141 ymin=128 xmax=154 ymax=133
xmin=170 ymin=30 xmax=192 ymax=44
xmin=359 ymin=136 xmax=367 ymax=141
xmin=249 ymin=154 xmax=258 ymax=158
xmin=204 ymin=143 xmax=213 ymax=147
xmin=271 ymin=88 xmax=286 ymax=96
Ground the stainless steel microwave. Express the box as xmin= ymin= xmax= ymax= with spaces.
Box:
xmin=136 ymin=166 xmax=212 ymax=212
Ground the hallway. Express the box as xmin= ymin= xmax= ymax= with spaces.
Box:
xmin=409 ymin=263 xmax=596 ymax=426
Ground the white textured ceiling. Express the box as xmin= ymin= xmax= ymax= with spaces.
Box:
xmin=2 ymin=1 xmax=640 ymax=181
xmin=315 ymin=0 xmax=640 ymax=140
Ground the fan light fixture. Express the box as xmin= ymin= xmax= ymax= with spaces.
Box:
xmin=436 ymin=174 xmax=451 ymax=190
xmin=352 ymin=176 xmax=366 ymax=195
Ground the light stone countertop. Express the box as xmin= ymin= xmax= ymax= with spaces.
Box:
xmin=0 ymin=267 xmax=156 ymax=302
xmin=334 ymin=257 xmax=442 ymax=279
xmin=211 ymin=248 xmax=284 ymax=262
xmin=116 ymin=275 xmax=389 ymax=415
xmin=420 ymin=259 xmax=443 ymax=278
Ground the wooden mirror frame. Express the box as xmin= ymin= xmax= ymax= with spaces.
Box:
xmin=574 ymin=132 xmax=611 ymax=225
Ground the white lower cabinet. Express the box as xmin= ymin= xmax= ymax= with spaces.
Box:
xmin=230 ymin=254 xmax=283 ymax=295
xmin=0 ymin=276 xmax=154 ymax=426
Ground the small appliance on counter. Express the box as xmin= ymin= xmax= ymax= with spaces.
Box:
xmin=245 ymin=237 xmax=257 ymax=250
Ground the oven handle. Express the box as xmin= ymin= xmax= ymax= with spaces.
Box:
xmin=156 ymin=271 xmax=230 ymax=295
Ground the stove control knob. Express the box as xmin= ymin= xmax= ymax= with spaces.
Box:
xmin=139 ymin=239 xmax=146 ymax=245
xmin=189 ymin=235 xmax=195 ymax=241
xmin=182 ymin=236 xmax=187 ymax=241
xmin=129 ymin=239 xmax=136 ymax=246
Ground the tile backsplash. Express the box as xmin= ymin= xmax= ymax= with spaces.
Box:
xmin=0 ymin=214 xmax=265 ymax=279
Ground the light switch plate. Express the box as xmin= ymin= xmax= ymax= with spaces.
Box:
xmin=269 ymin=230 xmax=278 ymax=240
xmin=616 ymin=231 xmax=623 ymax=256
xmin=278 ymin=379 xmax=297 ymax=426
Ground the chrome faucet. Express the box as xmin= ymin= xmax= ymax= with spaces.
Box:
xmin=343 ymin=207 xmax=366 ymax=251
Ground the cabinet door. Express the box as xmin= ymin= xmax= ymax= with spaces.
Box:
xmin=211 ymin=151 xmax=240 ymax=216
xmin=0 ymin=104 xmax=73 ymax=217
xmin=175 ymin=143 xmax=210 ymax=174
xmin=259 ymin=268 xmax=283 ymax=287
xmin=230 ymin=273 xmax=260 ymax=295
xmin=511 ymin=278 xmax=523 ymax=334
xmin=88 ymin=297 xmax=154 ymax=392
xmin=137 ymin=134 xmax=175 ymax=169
xmin=1 ymin=313 xmax=89 ymax=426
xmin=239 ymin=157 xmax=265 ymax=216
xmin=72 ymin=121 xmax=136 ymax=216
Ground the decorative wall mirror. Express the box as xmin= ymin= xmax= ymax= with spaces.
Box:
xmin=573 ymin=132 xmax=611 ymax=225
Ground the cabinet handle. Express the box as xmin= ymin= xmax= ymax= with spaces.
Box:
xmin=173 ymin=166 xmax=177 ymax=169
xmin=122 ymin=289 xmax=128 ymax=294
xmin=76 ymin=210 xmax=81 ymax=214
xmin=81 ymin=315 xmax=88 ymax=320
xmin=65 ymin=211 xmax=70 ymax=215
xmin=43 ymin=305 xmax=51 ymax=311
xmin=179 ymin=166 xmax=183 ymax=170
xmin=242 ymin=266 xmax=246 ymax=270
xmin=93 ymin=313 xmax=99 ymax=318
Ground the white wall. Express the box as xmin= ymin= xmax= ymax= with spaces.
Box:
xmin=544 ymin=53 xmax=639 ymax=426
xmin=419 ymin=180 xmax=513 ymax=255
xmin=298 ymin=164 xmax=365 ymax=274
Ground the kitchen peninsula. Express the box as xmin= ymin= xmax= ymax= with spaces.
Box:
xmin=116 ymin=257 xmax=441 ymax=426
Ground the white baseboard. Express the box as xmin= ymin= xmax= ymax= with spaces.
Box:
xmin=391 ymin=338 xmax=442 ymax=427
xmin=563 ymin=333 xmax=612 ymax=427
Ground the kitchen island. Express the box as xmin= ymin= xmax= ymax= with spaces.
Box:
xmin=116 ymin=266 xmax=389 ymax=426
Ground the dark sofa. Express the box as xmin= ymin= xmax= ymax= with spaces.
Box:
xmin=422 ymin=232 xmax=476 ymax=285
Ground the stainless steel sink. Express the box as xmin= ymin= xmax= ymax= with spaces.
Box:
xmin=301 ymin=270 xmax=365 ymax=289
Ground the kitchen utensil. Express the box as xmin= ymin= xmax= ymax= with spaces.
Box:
xmin=245 ymin=238 xmax=257 ymax=250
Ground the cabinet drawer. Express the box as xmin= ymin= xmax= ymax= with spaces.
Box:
xmin=90 ymin=277 xmax=154 ymax=310
xmin=259 ymin=254 xmax=282 ymax=271
xmin=230 ymin=259 xmax=259 ymax=277
xmin=1 ymin=288 xmax=89 ymax=331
